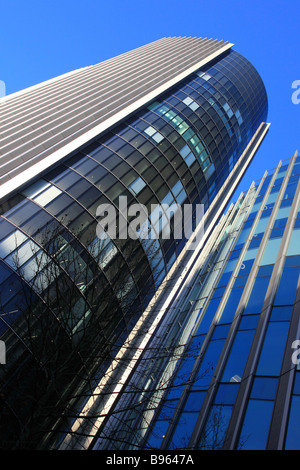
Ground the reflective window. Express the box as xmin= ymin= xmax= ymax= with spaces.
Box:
xmin=34 ymin=185 xmax=63 ymax=207
xmin=219 ymin=286 xmax=245 ymax=324
xmin=238 ymin=399 xmax=274 ymax=449
xmin=191 ymin=336 xmax=225 ymax=391
xmin=183 ymin=96 xmax=199 ymax=111
xmin=146 ymin=420 xmax=170 ymax=449
xmin=197 ymin=404 xmax=233 ymax=449
xmin=250 ymin=377 xmax=278 ymax=400
xmin=285 ymin=373 xmax=300 ymax=449
xmin=214 ymin=383 xmax=240 ymax=404
xmin=197 ymin=71 xmax=212 ymax=81
xmin=283 ymin=181 xmax=298 ymax=200
xmin=169 ymin=411 xmax=199 ymax=449
xmin=235 ymin=110 xmax=243 ymax=125
xmin=274 ymin=266 xmax=299 ymax=305
xmin=221 ymin=329 xmax=255 ymax=382
xmin=243 ymin=275 xmax=271 ymax=315
xmin=0 ymin=229 xmax=28 ymax=259
xmin=195 ymin=297 xmax=222 ymax=335
xmin=128 ymin=176 xmax=146 ymax=196
xmin=287 ymin=228 xmax=300 ymax=256
xmin=256 ymin=322 xmax=290 ymax=376
xmin=22 ymin=178 xmax=51 ymax=198
xmin=144 ymin=125 xmax=164 ymax=143
xmin=179 ymin=144 xmax=196 ymax=167
xmin=6 ymin=200 xmax=40 ymax=226
xmin=285 ymin=395 xmax=300 ymax=449
xmin=184 ymin=390 xmax=206 ymax=412
xmin=259 ymin=237 xmax=281 ymax=266
xmin=0 ymin=47 xmax=270 ymax=450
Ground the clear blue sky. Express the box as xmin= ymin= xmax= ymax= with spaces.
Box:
xmin=0 ymin=0 xmax=299 ymax=199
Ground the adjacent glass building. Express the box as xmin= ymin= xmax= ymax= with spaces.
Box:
xmin=0 ymin=37 xmax=268 ymax=449
xmin=92 ymin=152 xmax=300 ymax=451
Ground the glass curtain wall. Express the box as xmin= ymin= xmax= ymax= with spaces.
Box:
xmin=95 ymin=153 xmax=300 ymax=450
xmin=0 ymin=50 xmax=267 ymax=448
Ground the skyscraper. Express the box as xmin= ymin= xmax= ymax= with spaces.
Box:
xmin=92 ymin=152 xmax=300 ymax=451
xmin=0 ymin=37 xmax=268 ymax=449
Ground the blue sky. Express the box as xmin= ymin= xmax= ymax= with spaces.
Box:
xmin=0 ymin=0 xmax=299 ymax=199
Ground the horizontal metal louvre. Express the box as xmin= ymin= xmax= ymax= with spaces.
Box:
xmin=0 ymin=36 xmax=231 ymax=191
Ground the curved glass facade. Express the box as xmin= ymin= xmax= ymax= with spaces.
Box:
xmin=0 ymin=49 xmax=267 ymax=448
xmin=100 ymin=154 xmax=300 ymax=451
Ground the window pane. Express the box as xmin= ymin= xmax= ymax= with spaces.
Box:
xmin=0 ymin=230 xmax=28 ymax=258
xmin=22 ymin=178 xmax=50 ymax=198
xmin=256 ymin=322 xmax=290 ymax=376
xmin=250 ymin=377 xmax=278 ymax=400
xmin=128 ymin=177 xmax=146 ymax=195
xmin=192 ymin=338 xmax=225 ymax=390
xmin=287 ymin=229 xmax=300 ymax=256
xmin=169 ymin=411 xmax=199 ymax=449
xmin=214 ymin=383 xmax=239 ymax=404
xmin=7 ymin=200 xmax=40 ymax=226
xmin=274 ymin=267 xmax=299 ymax=305
xmin=219 ymin=286 xmax=245 ymax=324
xmin=243 ymin=276 xmax=270 ymax=315
xmin=238 ymin=400 xmax=274 ymax=449
xmin=260 ymin=238 xmax=281 ymax=266
xmin=196 ymin=298 xmax=221 ymax=335
xmin=197 ymin=405 xmax=233 ymax=449
xmin=146 ymin=420 xmax=170 ymax=449
xmin=221 ymin=329 xmax=255 ymax=382
xmin=270 ymin=306 xmax=293 ymax=322
xmin=34 ymin=185 xmax=62 ymax=207
xmin=284 ymin=395 xmax=300 ymax=449
xmin=184 ymin=390 xmax=206 ymax=412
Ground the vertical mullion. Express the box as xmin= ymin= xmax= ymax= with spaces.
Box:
xmin=188 ymin=164 xmax=278 ymax=448
xmin=266 ymin=176 xmax=300 ymax=449
xmin=226 ymin=151 xmax=298 ymax=449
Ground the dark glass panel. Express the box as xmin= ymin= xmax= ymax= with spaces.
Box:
xmin=238 ymin=400 xmax=273 ymax=450
xmin=221 ymin=329 xmax=255 ymax=382
xmin=285 ymin=395 xmax=300 ymax=449
xmin=242 ymin=276 xmax=271 ymax=315
xmin=214 ymin=383 xmax=240 ymax=404
xmin=256 ymin=322 xmax=290 ymax=376
xmin=250 ymin=377 xmax=278 ymax=400
xmin=274 ymin=267 xmax=299 ymax=305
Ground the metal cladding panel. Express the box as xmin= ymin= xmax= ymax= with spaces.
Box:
xmin=0 ymin=36 xmax=232 ymax=197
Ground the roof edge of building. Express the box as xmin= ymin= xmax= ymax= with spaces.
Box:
xmin=0 ymin=41 xmax=233 ymax=202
